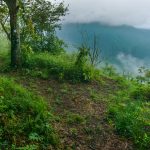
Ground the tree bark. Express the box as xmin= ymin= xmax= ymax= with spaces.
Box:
xmin=4 ymin=0 xmax=21 ymax=67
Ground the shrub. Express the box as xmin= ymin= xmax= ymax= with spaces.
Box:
xmin=75 ymin=45 xmax=89 ymax=67
xmin=23 ymin=52 xmax=100 ymax=83
xmin=131 ymin=85 xmax=150 ymax=101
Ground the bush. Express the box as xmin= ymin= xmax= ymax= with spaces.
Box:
xmin=23 ymin=52 xmax=100 ymax=83
xmin=131 ymin=85 xmax=150 ymax=101
xmin=0 ymin=77 xmax=59 ymax=149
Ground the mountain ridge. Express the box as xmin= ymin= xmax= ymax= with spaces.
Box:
xmin=57 ymin=22 xmax=150 ymax=73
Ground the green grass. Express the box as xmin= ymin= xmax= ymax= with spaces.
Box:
xmin=108 ymin=81 xmax=150 ymax=149
xmin=0 ymin=34 xmax=10 ymax=71
xmin=0 ymin=33 xmax=9 ymax=52
xmin=22 ymin=52 xmax=101 ymax=82
xmin=0 ymin=77 xmax=59 ymax=149
xmin=66 ymin=112 xmax=86 ymax=125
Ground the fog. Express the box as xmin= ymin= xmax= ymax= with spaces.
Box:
xmin=117 ymin=53 xmax=147 ymax=74
xmin=55 ymin=0 xmax=150 ymax=28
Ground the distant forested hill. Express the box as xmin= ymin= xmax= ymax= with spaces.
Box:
xmin=57 ymin=22 xmax=150 ymax=74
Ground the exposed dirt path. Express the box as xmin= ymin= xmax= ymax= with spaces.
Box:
xmin=7 ymin=74 xmax=134 ymax=150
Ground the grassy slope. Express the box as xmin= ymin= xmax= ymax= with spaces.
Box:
xmin=0 ymin=51 xmax=149 ymax=149
xmin=0 ymin=73 xmax=134 ymax=150
xmin=0 ymin=77 xmax=59 ymax=149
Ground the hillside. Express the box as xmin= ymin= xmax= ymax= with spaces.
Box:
xmin=0 ymin=51 xmax=149 ymax=149
xmin=0 ymin=1 xmax=149 ymax=149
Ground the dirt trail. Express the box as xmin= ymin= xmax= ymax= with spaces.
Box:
xmin=11 ymin=75 xmax=134 ymax=150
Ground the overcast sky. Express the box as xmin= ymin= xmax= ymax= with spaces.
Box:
xmin=55 ymin=0 xmax=150 ymax=28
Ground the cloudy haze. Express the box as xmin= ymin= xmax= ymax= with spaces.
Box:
xmin=117 ymin=53 xmax=146 ymax=74
xmin=55 ymin=0 xmax=150 ymax=28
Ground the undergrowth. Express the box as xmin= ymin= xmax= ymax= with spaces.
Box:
xmin=22 ymin=52 xmax=101 ymax=83
xmin=0 ymin=77 xmax=59 ymax=149
xmin=108 ymin=79 xmax=150 ymax=150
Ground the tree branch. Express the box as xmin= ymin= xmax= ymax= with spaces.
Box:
xmin=0 ymin=21 xmax=10 ymax=40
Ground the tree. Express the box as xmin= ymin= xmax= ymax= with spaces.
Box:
xmin=1 ymin=0 xmax=21 ymax=67
xmin=20 ymin=0 xmax=68 ymax=53
xmin=0 ymin=0 xmax=68 ymax=67
xmin=79 ymin=32 xmax=102 ymax=67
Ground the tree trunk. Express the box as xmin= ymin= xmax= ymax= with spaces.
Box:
xmin=9 ymin=6 xmax=21 ymax=67
xmin=4 ymin=0 xmax=21 ymax=67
